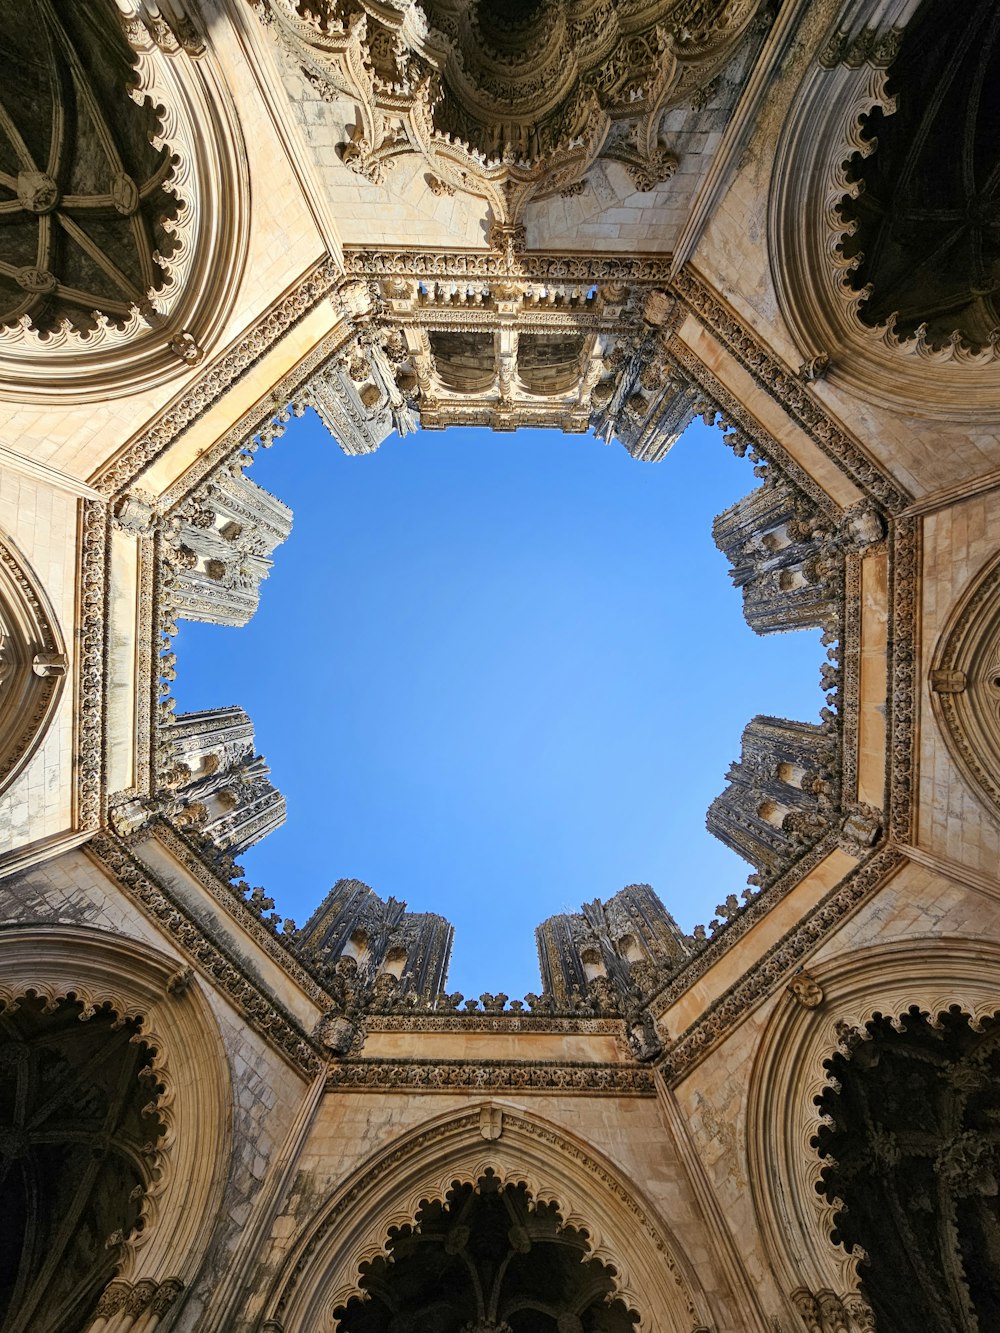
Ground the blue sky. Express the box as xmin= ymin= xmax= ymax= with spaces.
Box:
xmin=172 ymin=414 xmax=823 ymax=1000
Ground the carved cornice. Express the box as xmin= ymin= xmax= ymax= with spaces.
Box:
xmin=86 ymin=832 xmax=324 ymax=1076
xmin=887 ymin=516 xmax=917 ymax=843
xmin=325 ymin=1058 xmax=656 ymax=1093
xmin=79 ymin=501 xmax=109 ymax=829
xmin=647 ymin=835 xmax=833 ymax=1022
xmin=362 ymin=1013 xmax=625 ymax=1035
xmin=671 ymin=266 xmax=909 ymax=511
xmin=661 ymin=845 xmax=906 ymax=1081
xmin=343 ymin=248 xmax=680 ymax=284
xmin=91 ymin=258 xmax=342 ymax=497
xmin=150 ymin=822 xmax=330 ymax=1007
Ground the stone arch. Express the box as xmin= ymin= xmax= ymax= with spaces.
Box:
xmin=0 ymin=923 xmax=232 ymax=1329
xmin=767 ymin=0 xmax=1000 ymax=420
xmin=744 ymin=934 xmax=1000 ymax=1325
xmin=260 ymin=1102 xmax=715 ymax=1333
xmin=816 ymin=1007 xmax=1000 ymax=1332
xmin=0 ymin=0 xmax=250 ymax=402
xmin=929 ymin=550 xmax=1000 ymax=825
xmin=0 ymin=531 xmax=68 ymax=796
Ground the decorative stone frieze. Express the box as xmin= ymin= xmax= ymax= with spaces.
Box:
xmin=87 ymin=833 xmax=324 ymax=1074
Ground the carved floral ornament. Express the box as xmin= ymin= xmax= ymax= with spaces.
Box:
xmin=0 ymin=533 xmax=67 ymax=797
xmin=743 ymin=936 xmax=1000 ymax=1330
xmin=0 ymin=925 xmax=232 ymax=1331
xmin=258 ymin=0 xmax=763 ymax=228
xmin=0 ymin=0 xmax=249 ymax=401
xmin=258 ymin=1103 xmax=714 ymax=1333
xmin=767 ymin=0 xmax=1000 ymax=418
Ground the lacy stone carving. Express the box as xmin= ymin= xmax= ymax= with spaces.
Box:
xmin=258 ymin=0 xmax=764 ymax=228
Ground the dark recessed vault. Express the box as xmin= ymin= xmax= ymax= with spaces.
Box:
xmin=839 ymin=0 xmax=1000 ymax=351
xmin=335 ymin=1174 xmax=639 ymax=1333
xmin=0 ymin=0 xmax=179 ymax=335
xmin=816 ymin=1009 xmax=1000 ymax=1333
xmin=0 ymin=993 xmax=165 ymax=1333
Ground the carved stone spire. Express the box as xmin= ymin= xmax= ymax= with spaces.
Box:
xmin=157 ymin=706 xmax=286 ymax=856
xmin=300 ymin=879 xmax=454 ymax=1006
xmin=537 ymin=883 xmax=690 ymax=1015
xmin=706 ymin=715 xmax=836 ymax=881
xmin=165 ymin=467 xmax=292 ymax=628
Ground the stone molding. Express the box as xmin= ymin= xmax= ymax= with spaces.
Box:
xmin=361 ymin=1013 xmax=625 ymax=1035
xmin=767 ymin=0 xmax=1000 ymax=418
xmin=78 ymin=501 xmax=109 ymax=831
xmin=887 ymin=516 xmax=918 ymax=844
xmin=0 ymin=922 xmax=230 ymax=1322
xmin=1 ymin=0 xmax=251 ymax=403
xmin=91 ymin=257 xmax=342 ymax=496
xmin=661 ymin=845 xmax=906 ymax=1080
xmin=929 ymin=549 xmax=1000 ymax=823
xmin=343 ymin=248 xmax=680 ymax=285
xmin=744 ymin=935 xmax=1000 ymax=1319
xmin=259 ymin=1103 xmax=711 ymax=1333
xmin=671 ymin=267 xmax=909 ymax=510
xmin=0 ymin=532 xmax=68 ymax=796
xmin=149 ymin=823 xmax=330 ymax=1007
xmin=86 ymin=833 xmax=324 ymax=1076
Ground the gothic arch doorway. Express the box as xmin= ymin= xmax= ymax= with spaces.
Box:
xmin=335 ymin=1173 xmax=638 ymax=1333
xmin=0 ymin=924 xmax=232 ymax=1329
xmin=260 ymin=1102 xmax=715 ymax=1332
xmin=745 ymin=932 xmax=1000 ymax=1328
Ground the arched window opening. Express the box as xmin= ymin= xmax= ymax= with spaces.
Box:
xmin=334 ymin=1174 xmax=639 ymax=1333
xmin=757 ymin=800 xmax=791 ymax=829
xmin=816 ymin=1008 xmax=1000 ymax=1333
xmin=776 ymin=762 xmax=806 ymax=788
xmin=580 ymin=947 xmax=606 ymax=982
xmin=0 ymin=993 xmax=166 ymax=1331
xmin=343 ymin=929 xmax=369 ymax=965
xmin=616 ymin=934 xmax=644 ymax=964
xmin=382 ymin=947 xmax=407 ymax=979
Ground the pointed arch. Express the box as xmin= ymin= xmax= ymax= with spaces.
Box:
xmin=260 ymin=1101 xmax=715 ymax=1333
xmin=0 ymin=923 xmax=232 ymax=1327
xmin=745 ymin=934 xmax=1000 ymax=1323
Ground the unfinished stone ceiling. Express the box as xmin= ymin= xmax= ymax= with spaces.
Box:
xmin=259 ymin=0 xmax=770 ymax=250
